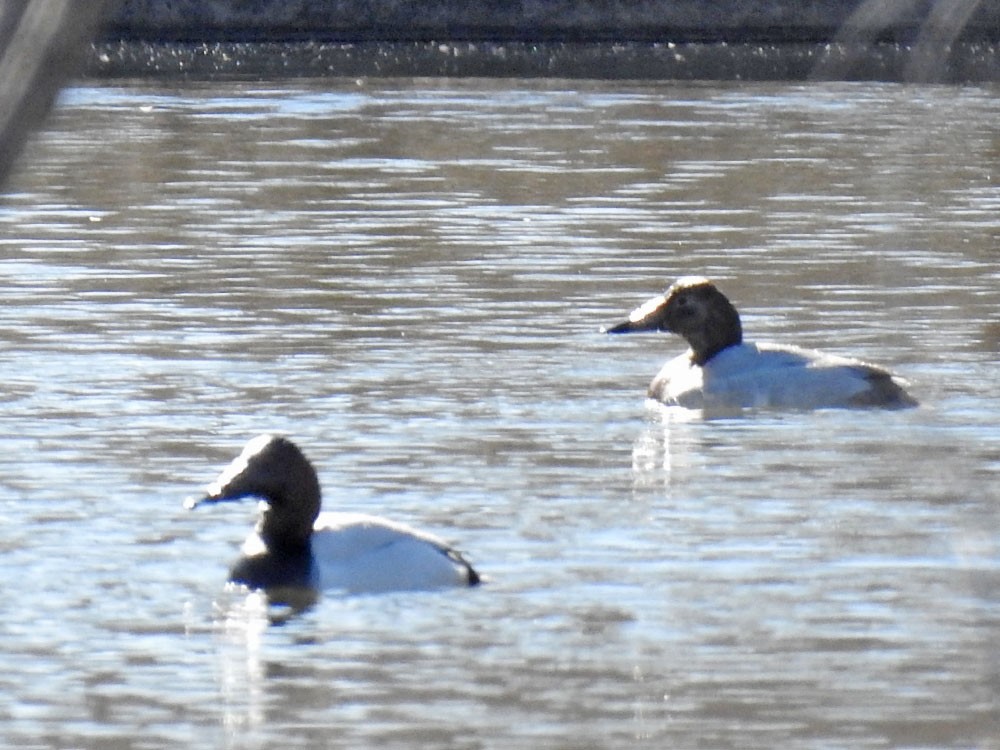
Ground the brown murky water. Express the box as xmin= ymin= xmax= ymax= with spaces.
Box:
xmin=0 ymin=78 xmax=997 ymax=749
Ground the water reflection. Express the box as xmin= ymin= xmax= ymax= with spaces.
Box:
xmin=214 ymin=593 xmax=271 ymax=747
xmin=630 ymin=403 xmax=708 ymax=488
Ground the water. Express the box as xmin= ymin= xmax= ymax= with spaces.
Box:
xmin=0 ymin=78 xmax=997 ymax=748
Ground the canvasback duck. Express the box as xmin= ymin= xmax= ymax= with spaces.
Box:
xmin=187 ymin=434 xmax=480 ymax=595
xmin=605 ymin=276 xmax=917 ymax=410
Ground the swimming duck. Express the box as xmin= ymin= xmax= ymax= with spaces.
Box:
xmin=187 ymin=434 xmax=480 ymax=595
xmin=605 ymin=276 xmax=917 ymax=410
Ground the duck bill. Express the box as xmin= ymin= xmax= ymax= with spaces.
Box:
xmin=184 ymin=473 xmax=254 ymax=511
xmin=187 ymin=444 xmax=266 ymax=510
xmin=184 ymin=489 xmax=253 ymax=511
xmin=184 ymin=495 xmax=211 ymax=510
xmin=183 ymin=489 xmax=236 ymax=510
xmin=604 ymin=319 xmax=649 ymax=334
xmin=603 ymin=293 xmax=670 ymax=334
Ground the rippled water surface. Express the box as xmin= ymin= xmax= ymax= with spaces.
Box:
xmin=0 ymin=78 xmax=997 ymax=749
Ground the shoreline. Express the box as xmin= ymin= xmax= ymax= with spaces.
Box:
xmin=86 ymin=39 xmax=1000 ymax=83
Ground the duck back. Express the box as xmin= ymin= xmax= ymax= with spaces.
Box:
xmin=309 ymin=513 xmax=479 ymax=594
xmin=650 ymin=343 xmax=916 ymax=410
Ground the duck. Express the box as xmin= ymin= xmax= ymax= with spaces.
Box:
xmin=186 ymin=434 xmax=480 ymax=595
xmin=604 ymin=276 xmax=917 ymax=410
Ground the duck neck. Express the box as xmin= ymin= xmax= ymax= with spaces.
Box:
xmin=688 ymin=306 xmax=742 ymax=365
xmin=258 ymin=478 xmax=321 ymax=554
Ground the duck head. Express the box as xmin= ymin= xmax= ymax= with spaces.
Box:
xmin=188 ymin=434 xmax=322 ymax=552
xmin=605 ymin=276 xmax=743 ymax=365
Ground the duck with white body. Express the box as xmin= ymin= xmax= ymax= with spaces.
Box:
xmin=187 ymin=434 xmax=480 ymax=596
xmin=605 ymin=276 xmax=917 ymax=410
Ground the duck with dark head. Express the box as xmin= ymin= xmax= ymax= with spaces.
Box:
xmin=188 ymin=435 xmax=481 ymax=599
xmin=606 ymin=276 xmax=917 ymax=410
